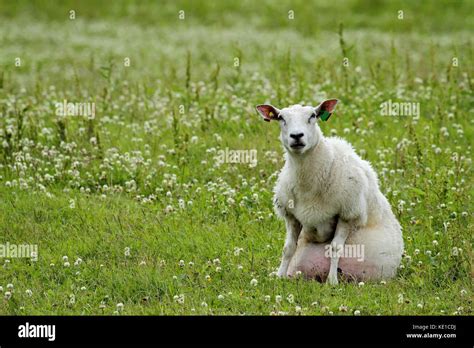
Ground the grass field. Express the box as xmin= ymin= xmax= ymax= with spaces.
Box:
xmin=0 ymin=0 xmax=472 ymax=315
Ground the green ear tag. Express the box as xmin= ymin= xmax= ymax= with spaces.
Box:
xmin=320 ymin=111 xmax=332 ymax=121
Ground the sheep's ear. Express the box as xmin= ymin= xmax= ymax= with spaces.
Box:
xmin=256 ymin=104 xmax=281 ymax=122
xmin=315 ymin=99 xmax=339 ymax=121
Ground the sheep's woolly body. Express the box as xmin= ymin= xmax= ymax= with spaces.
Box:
xmin=274 ymin=135 xmax=404 ymax=279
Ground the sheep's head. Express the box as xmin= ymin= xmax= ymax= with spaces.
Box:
xmin=256 ymin=99 xmax=338 ymax=155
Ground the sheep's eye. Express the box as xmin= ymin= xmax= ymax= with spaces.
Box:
xmin=279 ymin=116 xmax=286 ymax=125
xmin=308 ymin=113 xmax=316 ymax=123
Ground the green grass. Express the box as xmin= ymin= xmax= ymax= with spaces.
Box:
xmin=0 ymin=0 xmax=472 ymax=315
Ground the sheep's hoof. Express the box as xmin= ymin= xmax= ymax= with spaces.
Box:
xmin=326 ymin=274 xmax=339 ymax=286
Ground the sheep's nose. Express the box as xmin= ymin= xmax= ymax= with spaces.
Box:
xmin=290 ymin=132 xmax=304 ymax=140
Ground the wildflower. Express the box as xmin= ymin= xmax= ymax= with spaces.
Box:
xmin=295 ymin=306 xmax=302 ymax=313
xmin=25 ymin=289 xmax=33 ymax=297
xmin=217 ymin=295 xmax=225 ymax=300
xmin=116 ymin=303 xmax=124 ymax=311
xmin=64 ymin=261 xmax=70 ymax=267
xmin=201 ymin=302 xmax=208 ymax=307
xmin=124 ymin=247 xmax=131 ymax=257
xmin=354 ymin=310 xmax=361 ymax=316
xmin=397 ymin=294 xmax=404 ymax=304
xmin=358 ymin=282 xmax=365 ymax=287
xmin=250 ymin=278 xmax=258 ymax=287
xmin=233 ymin=247 xmax=243 ymax=256
xmin=173 ymin=294 xmax=185 ymax=304
xmin=5 ymin=291 xmax=12 ymax=300
xmin=380 ymin=280 xmax=387 ymax=285
xmin=264 ymin=295 xmax=271 ymax=302
xmin=178 ymin=260 xmax=185 ymax=267
xmin=339 ymin=305 xmax=348 ymax=312
xmin=275 ymin=295 xmax=282 ymax=303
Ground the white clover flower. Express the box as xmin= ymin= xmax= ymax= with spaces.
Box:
xmin=358 ymin=281 xmax=365 ymax=287
xmin=217 ymin=294 xmax=225 ymax=300
xmin=397 ymin=294 xmax=404 ymax=303
xmin=4 ymin=291 xmax=12 ymax=300
xmin=250 ymin=278 xmax=258 ymax=287
xmin=275 ymin=295 xmax=282 ymax=303
xmin=295 ymin=306 xmax=302 ymax=313
xmin=178 ymin=260 xmax=185 ymax=267
xmin=25 ymin=289 xmax=33 ymax=297
xmin=201 ymin=301 xmax=208 ymax=307
xmin=215 ymin=266 xmax=222 ymax=272
xmin=338 ymin=305 xmax=348 ymax=312
xmin=264 ymin=295 xmax=271 ymax=302
xmin=116 ymin=303 xmax=124 ymax=311
xmin=354 ymin=310 xmax=361 ymax=316
xmin=173 ymin=294 xmax=185 ymax=304
xmin=64 ymin=261 xmax=70 ymax=267
xmin=62 ymin=256 xmax=69 ymax=262
xmin=380 ymin=280 xmax=387 ymax=285
xmin=233 ymin=247 xmax=243 ymax=256
xmin=0 ymin=286 xmax=3 ymax=292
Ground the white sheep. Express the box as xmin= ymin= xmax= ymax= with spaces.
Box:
xmin=256 ymin=100 xmax=403 ymax=284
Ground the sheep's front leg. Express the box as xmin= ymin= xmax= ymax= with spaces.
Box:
xmin=277 ymin=215 xmax=302 ymax=277
xmin=327 ymin=220 xmax=354 ymax=285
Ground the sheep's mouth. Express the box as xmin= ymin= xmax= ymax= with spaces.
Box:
xmin=290 ymin=142 xmax=305 ymax=149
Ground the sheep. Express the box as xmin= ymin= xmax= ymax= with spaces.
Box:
xmin=256 ymin=100 xmax=403 ymax=284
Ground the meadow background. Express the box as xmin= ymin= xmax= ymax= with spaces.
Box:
xmin=0 ymin=0 xmax=472 ymax=315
